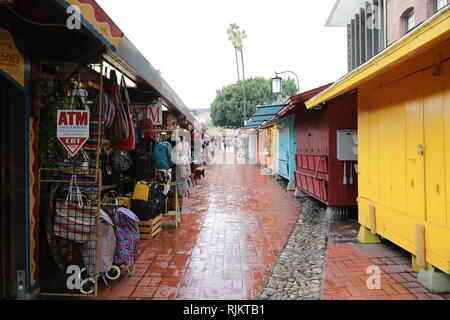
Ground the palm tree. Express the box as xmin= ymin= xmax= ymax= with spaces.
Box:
xmin=227 ymin=23 xmax=248 ymax=123
xmin=227 ymin=23 xmax=241 ymax=82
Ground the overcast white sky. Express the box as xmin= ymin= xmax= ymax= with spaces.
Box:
xmin=96 ymin=0 xmax=347 ymax=110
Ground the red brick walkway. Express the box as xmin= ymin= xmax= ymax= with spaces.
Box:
xmin=322 ymin=221 xmax=449 ymax=300
xmin=96 ymin=159 xmax=300 ymax=300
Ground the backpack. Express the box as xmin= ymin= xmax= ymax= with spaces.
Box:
xmin=139 ymin=118 xmax=155 ymax=141
xmin=153 ymin=142 xmax=173 ymax=170
xmin=111 ymin=150 xmax=133 ymax=173
xmin=132 ymin=181 xmax=150 ymax=201
xmin=131 ymin=183 xmax=164 ymax=221
xmin=132 ymin=148 xmax=154 ymax=180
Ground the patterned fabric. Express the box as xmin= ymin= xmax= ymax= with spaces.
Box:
xmin=113 ymin=208 xmax=140 ymax=265
xmin=82 ymin=210 xmax=116 ymax=274
xmin=177 ymin=176 xmax=190 ymax=196
xmin=176 ymin=164 xmax=190 ymax=196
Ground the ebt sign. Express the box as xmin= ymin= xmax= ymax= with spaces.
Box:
xmin=57 ymin=110 xmax=90 ymax=156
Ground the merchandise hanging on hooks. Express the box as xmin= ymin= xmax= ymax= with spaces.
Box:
xmin=38 ymin=61 xmax=107 ymax=297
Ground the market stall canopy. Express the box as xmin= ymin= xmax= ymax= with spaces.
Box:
xmin=0 ymin=0 xmax=106 ymax=63
xmin=260 ymin=84 xmax=332 ymax=128
xmin=278 ymin=84 xmax=332 ymax=118
xmin=308 ymin=6 xmax=450 ymax=109
xmin=243 ymin=104 xmax=287 ymax=129
xmin=53 ymin=0 xmax=202 ymax=128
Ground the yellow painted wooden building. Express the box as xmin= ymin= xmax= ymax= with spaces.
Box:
xmin=306 ymin=8 xmax=450 ymax=276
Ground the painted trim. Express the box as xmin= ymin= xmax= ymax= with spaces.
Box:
xmin=56 ymin=0 xmax=124 ymax=51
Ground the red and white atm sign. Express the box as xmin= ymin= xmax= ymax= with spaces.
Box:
xmin=57 ymin=110 xmax=90 ymax=156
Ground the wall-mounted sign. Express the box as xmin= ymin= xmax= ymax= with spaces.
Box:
xmin=0 ymin=28 xmax=25 ymax=87
xmin=149 ymin=105 xmax=163 ymax=125
xmin=57 ymin=110 xmax=90 ymax=156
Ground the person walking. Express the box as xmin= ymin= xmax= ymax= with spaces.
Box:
xmin=233 ymin=136 xmax=238 ymax=153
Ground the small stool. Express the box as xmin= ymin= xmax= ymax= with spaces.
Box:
xmin=195 ymin=166 xmax=205 ymax=180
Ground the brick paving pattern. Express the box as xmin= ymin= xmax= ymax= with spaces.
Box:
xmin=322 ymin=221 xmax=449 ymax=300
xmin=96 ymin=159 xmax=301 ymax=300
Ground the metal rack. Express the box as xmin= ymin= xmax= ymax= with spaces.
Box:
xmin=38 ymin=61 xmax=105 ymax=297
xmin=161 ymin=182 xmax=181 ymax=228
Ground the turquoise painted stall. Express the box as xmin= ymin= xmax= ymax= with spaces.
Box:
xmin=275 ymin=115 xmax=296 ymax=190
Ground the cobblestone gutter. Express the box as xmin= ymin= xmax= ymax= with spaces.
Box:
xmin=259 ymin=198 xmax=330 ymax=300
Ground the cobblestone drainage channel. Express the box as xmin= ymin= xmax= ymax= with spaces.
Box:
xmin=259 ymin=198 xmax=330 ymax=300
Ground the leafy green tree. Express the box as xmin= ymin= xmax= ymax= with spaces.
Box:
xmin=204 ymin=117 xmax=214 ymax=128
xmin=211 ymin=77 xmax=297 ymax=128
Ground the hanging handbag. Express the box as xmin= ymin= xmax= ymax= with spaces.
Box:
xmin=110 ymin=75 xmax=136 ymax=150
xmin=53 ymin=175 xmax=98 ymax=243
xmin=139 ymin=118 xmax=155 ymax=141
xmin=102 ymin=161 xmax=118 ymax=191
xmin=57 ymin=150 xmax=98 ymax=194
xmin=93 ymin=93 xmax=115 ymax=130
xmin=111 ymin=149 xmax=133 ymax=173
xmin=131 ymin=108 xmax=140 ymax=145
xmin=106 ymin=70 xmax=130 ymax=142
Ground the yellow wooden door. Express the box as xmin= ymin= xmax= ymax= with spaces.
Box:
xmin=390 ymin=78 xmax=407 ymax=214
xmin=379 ymin=83 xmax=393 ymax=208
xmin=369 ymin=88 xmax=380 ymax=202
xmin=405 ymin=72 xmax=425 ymax=220
xmin=358 ymin=89 xmax=370 ymax=199
xmin=423 ymin=67 xmax=447 ymax=227
xmin=444 ymin=60 xmax=450 ymax=228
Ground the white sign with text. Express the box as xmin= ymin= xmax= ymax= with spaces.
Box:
xmin=57 ymin=110 xmax=90 ymax=156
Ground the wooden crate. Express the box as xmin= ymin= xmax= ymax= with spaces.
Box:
xmin=138 ymin=214 xmax=162 ymax=240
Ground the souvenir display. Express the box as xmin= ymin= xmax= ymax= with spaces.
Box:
xmin=37 ymin=61 xmax=205 ymax=297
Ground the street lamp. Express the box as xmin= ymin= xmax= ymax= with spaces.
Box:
xmin=271 ymin=76 xmax=283 ymax=95
xmin=271 ymin=71 xmax=300 ymax=95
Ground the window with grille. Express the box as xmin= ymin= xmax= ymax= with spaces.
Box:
xmin=404 ymin=9 xmax=415 ymax=33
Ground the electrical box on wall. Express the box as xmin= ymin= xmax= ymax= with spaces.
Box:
xmin=337 ymin=130 xmax=358 ymax=161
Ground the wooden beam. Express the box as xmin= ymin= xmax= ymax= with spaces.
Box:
xmin=369 ymin=205 xmax=377 ymax=234
xmin=416 ymin=224 xmax=426 ymax=267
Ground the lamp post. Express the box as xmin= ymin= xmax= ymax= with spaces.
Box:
xmin=271 ymin=71 xmax=300 ymax=95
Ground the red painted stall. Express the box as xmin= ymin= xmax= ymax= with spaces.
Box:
xmin=289 ymin=87 xmax=358 ymax=207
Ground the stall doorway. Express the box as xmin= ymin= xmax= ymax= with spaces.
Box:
xmin=278 ymin=125 xmax=290 ymax=179
xmin=0 ymin=74 xmax=27 ymax=299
